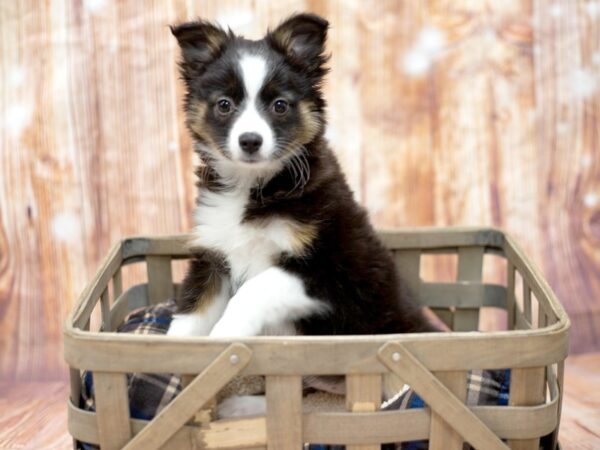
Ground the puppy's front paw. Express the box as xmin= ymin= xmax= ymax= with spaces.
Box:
xmin=167 ymin=314 xmax=210 ymax=337
xmin=209 ymin=320 xmax=240 ymax=337
xmin=209 ymin=316 xmax=255 ymax=337
xmin=217 ymin=395 xmax=266 ymax=418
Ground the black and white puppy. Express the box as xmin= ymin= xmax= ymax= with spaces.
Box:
xmin=167 ymin=13 xmax=435 ymax=415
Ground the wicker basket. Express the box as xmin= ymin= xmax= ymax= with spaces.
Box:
xmin=64 ymin=227 xmax=569 ymax=450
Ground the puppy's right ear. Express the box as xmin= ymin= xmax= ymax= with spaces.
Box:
xmin=171 ymin=20 xmax=230 ymax=78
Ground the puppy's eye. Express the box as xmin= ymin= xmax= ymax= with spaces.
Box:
xmin=216 ymin=98 xmax=234 ymax=115
xmin=272 ymin=99 xmax=289 ymax=115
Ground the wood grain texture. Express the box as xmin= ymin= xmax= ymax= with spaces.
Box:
xmin=0 ymin=382 xmax=72 ymax=450
xmin=93 ymin=372 xmax=132 ymax=450
xmin=266 ymin=376 xmax=303 ymax=449
xmin=560 ymin=352 xmax=600 ymax=449
xmin=429 ymin=371 xmax=467 ymax=450
xmin=1 ymin=0 xmax=599 ymax=382
xmin=507 ymin=367 xmax=546 ymax=449
xmin=345 ymin=374 xmax=381 ymax=450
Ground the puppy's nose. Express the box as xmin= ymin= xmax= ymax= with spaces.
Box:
xmin=239 ymin=132 xmax=263 ymax=154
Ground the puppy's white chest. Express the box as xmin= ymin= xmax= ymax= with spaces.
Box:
xmin=191 ymin=188 xmax=296 ymax=286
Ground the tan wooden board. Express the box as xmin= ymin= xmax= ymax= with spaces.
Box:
xmin=429 ymin=371 xmax=467 ymax=450
xmin=266 ymin=376 xmax=303 ymax=449
xmin=93 ymin=372 xmax=132 ymax=449
xmin=63 ymin=324 xmax=568 ymax=374
xmin=507 ymin=367 xmax=546 ymax=450
xmin=346 ymin=374 xmax=381 ymax=450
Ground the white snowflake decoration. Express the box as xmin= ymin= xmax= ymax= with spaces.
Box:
xmin=415 ymin=27 xmax=446 ymax=55
xmin=549 ymin=4 xmax=563 ymax=18
xmin=581 ymin=154 xmax=593 ymax=167
xmin=84 ymin=0 xmax=106 ymax=14
xmin=51 ymin=212 xmax=81 ymax=243
xmin=567 ymin=68 xmax=597 ymax=99
xmin=585 ymin=1 xmax=600 ymax=18
xmin=584 ymin=192 xmax=599 ymax=208
xmin=8 ymin=66 xmax=26 ymax=87
xmin=402 ymin=49 xmax=432 ymax=76
xmin=5 ymin=103 xmax=33 ymax=137
xmin=216 ymin=10 xmax=254 ymax=31
xmin=401 ymin=26 xmax=447 ymax=77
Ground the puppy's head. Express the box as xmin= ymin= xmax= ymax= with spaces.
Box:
xmin=172 ymin=14 xmax=328 ymax=176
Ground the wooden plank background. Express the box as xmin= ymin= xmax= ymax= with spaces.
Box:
xmin=0 ymin=0 xmax=598 ymax=381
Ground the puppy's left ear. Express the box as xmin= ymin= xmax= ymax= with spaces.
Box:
xmin=267 ymin=13 xmax=329 ymax=74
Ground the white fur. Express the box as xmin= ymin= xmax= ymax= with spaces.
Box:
xmin=192 ymin=187 xmax=307 ymax=289
xmin=167 ymin=281 xmax=230 ymax=337
xmin=210 ymin=267 xmax=327 ymax=337
xmin=206 ymin=144 xmax=283 ymax=186
xmin=217 ymin=395 xmax=266 ymax=418
xmin=228 ymin=54 xmax=275 ymax=161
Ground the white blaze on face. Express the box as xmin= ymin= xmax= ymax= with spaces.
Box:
xmin=228 ymin=54 xmax=275 ymax=161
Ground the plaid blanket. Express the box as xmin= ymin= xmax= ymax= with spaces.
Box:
xmin=79 ymin=300 xmax=512 ymax=450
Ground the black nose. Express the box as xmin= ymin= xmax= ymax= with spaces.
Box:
xmin=239 ymin=132 xmax=263 ymax=154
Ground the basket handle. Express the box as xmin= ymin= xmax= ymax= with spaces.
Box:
xmin=378 ymin=342 xmax=509 ymax=450
xmin=123 ymin=343 xmax=252 ymax=450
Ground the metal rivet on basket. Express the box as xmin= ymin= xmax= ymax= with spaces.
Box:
xmin=230 ymin=354 xmax=240 ymax=365
xmin=392 ymin=352 xmax=401 ymax=362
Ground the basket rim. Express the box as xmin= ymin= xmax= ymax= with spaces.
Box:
xmin=63 ymin=226 xmax=570 ymax=374
xmin=65 ymin=225 xmax=571 ymax=329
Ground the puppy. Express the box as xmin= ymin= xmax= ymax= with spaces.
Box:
xmin=167 ymin=13 xmax=436 ymax=416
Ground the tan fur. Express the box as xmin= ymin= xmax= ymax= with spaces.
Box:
xmin=298 ymin=101 xmax=321 ymax=143
xmin=187 ymin=100 xmax=208 ymax=138
xmin=205 ymin=28 xmax=228 ymax=54
xmin=271 ymin=28 xmax=294 ymax=53
xmin=289 ymin=221 xmax=318 ymax=255
xmin=186 ymin=100 xmax=225 ymax=158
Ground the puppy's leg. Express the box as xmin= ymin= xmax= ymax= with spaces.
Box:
xmin=209 ymin=266 xmax=327 ymax=337
xmin=168 ymin=250 xmax=230 ymax=337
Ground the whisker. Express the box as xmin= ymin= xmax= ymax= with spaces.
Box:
xmin=283 ymin=143 xmax=310 ymax=194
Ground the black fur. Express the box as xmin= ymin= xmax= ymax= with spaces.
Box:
xmin=177 ymin=249 xmax=228 ymax=314
xmin=173 ymin=14 xmax=436 ymax=334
